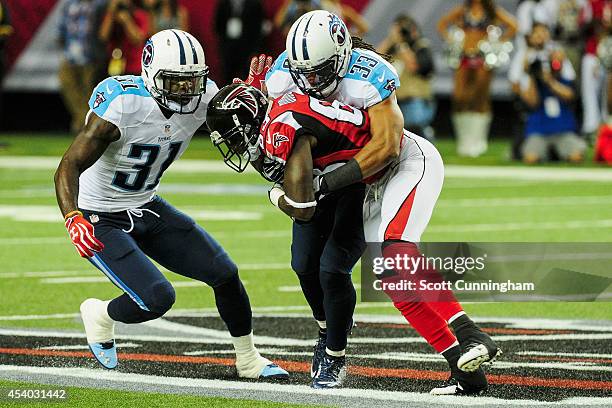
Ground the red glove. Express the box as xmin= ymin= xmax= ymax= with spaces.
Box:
xmin=233 ymin=54 xmax=273 ymax=92
xmin=64 ymin=211 xmax=104 ymax=258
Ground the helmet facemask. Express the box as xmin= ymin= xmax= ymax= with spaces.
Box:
xmin=210 ymin=114 xmax=262 ymax=173
xmin=152 ymin=68 xmax=208 ymax=114
xmin=288 ymin=55 xmax=341 ymax=99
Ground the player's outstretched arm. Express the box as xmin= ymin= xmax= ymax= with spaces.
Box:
xmin=54 ymin=113 xmax=120 ymax=257
xmin=54 ymin=113 xmax=120 ymax=217
xmin=269 ymin=136 xmax=317 ymax=222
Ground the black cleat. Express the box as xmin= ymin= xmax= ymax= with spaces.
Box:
xmin=312 ymin=353 xmax=347 ymax=389
xmin=430 ymin=367 xmax=488 ymax=396
xmin=452 ymin=316 xmax=502 ymax=372
xmin=311 ymin=330 xmax=327 ymax=378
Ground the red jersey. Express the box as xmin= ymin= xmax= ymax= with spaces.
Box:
xmin=260 ymin=92 xmax=380 ymax=182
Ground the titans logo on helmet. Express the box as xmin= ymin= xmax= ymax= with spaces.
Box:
xmin=142 ymin=40 xmax=154 ymax=68
xmin=328 ymin=14 xmax=347 ymax=45
xmin=92 ymin=92 xmax=106 ymax=109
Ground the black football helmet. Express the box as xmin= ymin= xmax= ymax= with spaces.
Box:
xmin=206 ymin=84 xmax=269 ymax=173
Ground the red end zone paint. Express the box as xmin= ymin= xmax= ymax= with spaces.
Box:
xmin=2 ymin=347 xmax=611 ymax=391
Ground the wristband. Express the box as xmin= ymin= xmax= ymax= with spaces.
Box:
xmin=64 ymin=210 xmax=83 ymax=220
xmin=283 ymin=196 xmax=317 ymax=209
xmin=269 ymin=186 xmax=285 ymax=208
xmin=319 ymin=159 xmax=363 ymax=195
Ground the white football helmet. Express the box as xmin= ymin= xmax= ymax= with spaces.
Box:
xmin=285 ymin=11 xmax=352 ymax=98
xmin=141 ymin=29 xmax=208 ymax=114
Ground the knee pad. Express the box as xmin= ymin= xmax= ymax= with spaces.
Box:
xmin=148 ymin=280 xmax=176 ymax=317
xmin=203 ymin=253 xmax=238 ymax=288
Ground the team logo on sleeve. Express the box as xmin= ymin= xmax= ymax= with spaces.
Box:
xmin=222 ymin=85 xmax=260 ymax=116
xmin=92 ymin=92 xmax=106 ymax=109
xmin=328 ymin=15 xmax=347 ymax=45
xmin=272 ymin=132 xmax=290 ymax=148
xmin=142 ymin=40 xmax=154 ymax=68
xmin=384 ymin=79 xmax=397 ymax=92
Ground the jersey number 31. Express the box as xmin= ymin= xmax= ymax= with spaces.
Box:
xmin=112 ymin=142 xmax=182 ymax=191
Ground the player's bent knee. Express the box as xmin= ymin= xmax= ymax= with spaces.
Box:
xmin=205 ymin=253 xmax=238 ymax=287
xmin=147 ymin=280 xmax=176 ymax=317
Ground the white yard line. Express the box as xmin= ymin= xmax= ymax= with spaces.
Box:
xmin=2 ymin=156 xmax=612 ymax=182
xmin=518 ymin=351 xmax=612 ymax=358
xmin=0 ymin=365 xmax=607 ymax=406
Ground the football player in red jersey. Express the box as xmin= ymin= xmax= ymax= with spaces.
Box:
xmin=207 ymin=84 xmax=502 ymax=394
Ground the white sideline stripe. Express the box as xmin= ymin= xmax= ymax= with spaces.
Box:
xmin=436 ymin=195 xmax=612 ymax=208
xmin=0 ymin=365 xmax=609 ymax=406
xmin=427 ymin=219 xmax=612 ymax=233
xmin=518 ymin=351 xmax=612 ymax=359
xmin=37 ymin=277 xmax=211 ymax=287
xmin=278 ymin=284 xmax=361 ymax=292
xmin=3 ymin=156 xmax=612 ymax=182
xmin=0 ymin=264 xmax=290 ymax=278
xmin=4 ymin=216 xmax=612 ymax=246
xmin=1 ymin=327 xmax=611 ymax=346
xmin=38 ymin=343 xmax=140 ymax=351
xmin=0 ymin=206 xmax=262 ymax=223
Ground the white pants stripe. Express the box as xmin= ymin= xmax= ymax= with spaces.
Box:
xmin=363 ymin=133 xmax=444 ymax=243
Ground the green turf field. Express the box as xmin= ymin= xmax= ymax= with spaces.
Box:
xmin=0 ymin=133 xmax=610 ymax=327
xmin=0 ymin=380 xmax=323 ymax=408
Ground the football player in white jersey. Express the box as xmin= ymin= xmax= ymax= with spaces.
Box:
xmin=243 ymin=11 xmax=501 ymax=394
xmin=54 ymin=29 xmax=288 ymax=380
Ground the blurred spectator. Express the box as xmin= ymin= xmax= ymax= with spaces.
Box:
xmin=99 ymin=0 xmax=150 ymax=76
xmin=215 ymin=0 xmax=264 ymax=84
xmin=579 ymin=0 xmax=612 ymax=137
xmin=143 ymin=0 xmax=188 ymax=33
xmin=321 ymin=0 xmax=369 ymax=36
xmin=274 ymin=0 xmax=321 ymax=37
xmin=438 ymin=0 xmax=517 ymax=157
xmin=0 ymin=0 xmax=12 ymax=122
xmin=378 ymin=14 xmax=435 ymax=139
xmin=555 ymin=0 xmax=585 ymax=81
xmin=515 ymin=23 xmax=586 ymax=163
xmin=58 ymin=0 xmax=106 ymax=134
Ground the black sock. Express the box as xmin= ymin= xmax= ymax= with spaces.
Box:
xmin=450 ymin=314 xmax=477 ymax=335
xmin=297 ymin=272 xmax=326 ymax=322
xmin=320 ymin=272 xmax=356 ymax=352
xmin=213 ymin=274 xmax=252 ymax=337
xmin=441 ymin=344 xmax=461 ymax=369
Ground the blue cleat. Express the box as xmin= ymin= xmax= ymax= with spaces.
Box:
xmin=88 ymin=341 xmax=118 ymax=370
xmin=259 ymin=363 xmax=289 ymax=379
xmin=311 ymin=330 xmax=327 ymax=378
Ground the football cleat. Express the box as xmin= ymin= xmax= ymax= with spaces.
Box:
xmin=456 ymin=327 xmax=502 ymax=372
xmin=312 ymin=354 xmax=347 ymax=389
xmin=311 ymin=330 xmax=327 ymax=378
xmin=80 ymin=298 xmax=117 ymax=369
xmin=430 ymin=367 xmax=488 ymax=396
xmin=236 ymin=355 xmax=289 ymax=380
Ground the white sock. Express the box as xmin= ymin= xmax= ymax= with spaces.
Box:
xmin=232 ymin=332 xmax=272 ymax=378
xmin=316 ymin=320 xmax=327 ymax=330
xmin=81 ymin=299 xmax=115 ymax=343
xmin=326 ymin=347 xmax=345 ymax=357
xmin=447 ymin=311 xmax=466 ymax=325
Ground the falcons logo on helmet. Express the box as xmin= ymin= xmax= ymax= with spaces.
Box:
xmin=222 ymin=85 xmax=260 ymax=117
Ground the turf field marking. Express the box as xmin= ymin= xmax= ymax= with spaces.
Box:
xmin=277 ymin=284 xmax=361 ymax=292
xmin=4 ymin=156 xmax=612 ymax=182
xmin=5 ymin=366 xmax=608 ymax=407
xmin=0 ymin=270 xmax=92 ymax=278
xmin=519 ymin=351 xmax=612 ymax=358
xmin=427 ymin=219 xmax=612 ymax=233
xmin=437 ymin=195 xmax=612 ymax=207
xmin=37 ymin=343 xmax=140 ymax=351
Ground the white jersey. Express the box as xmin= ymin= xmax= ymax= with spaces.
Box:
xmin=78 ymin=75 xmax=219 ymax=212
xmin=265 ymin=48 xmax=400 ymax=110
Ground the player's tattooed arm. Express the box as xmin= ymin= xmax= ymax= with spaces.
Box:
xmin=54 ymin=113 xmax=121 ymax=217
xmin=277 ymin=135 xmax=317 ymax=222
